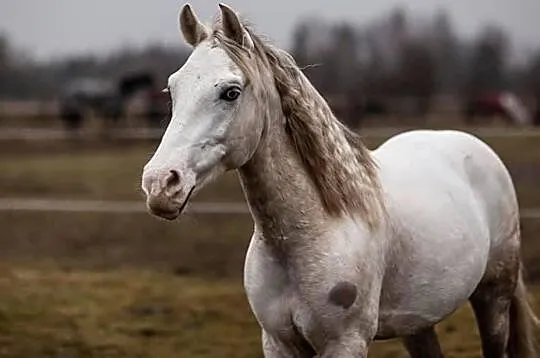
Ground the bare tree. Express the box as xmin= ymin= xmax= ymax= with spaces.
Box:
xmin=528 ymin=52 xmax=540 ymax=124
xmin=290 ymin=19 xmax=330 ymax=94
xmin=291 ymin=22 xmax=310 ymax=67
xmin=288 ymin=10 xmax=531 ymax=126
xmin=0 ymin=34 xmax=12 ymax=96
xmin=430 ymin=10 xmax=460 ymax=94
xmin=323 ymin=24 xmax=365 ymax=127
xmin=466 ymin=25 xmax=510 ymax=96
xmin=399 ymin=40 xmax=436 ymax=116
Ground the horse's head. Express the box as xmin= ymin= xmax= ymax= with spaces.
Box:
xmin=141 ymin=4 xmax=269 ymax=220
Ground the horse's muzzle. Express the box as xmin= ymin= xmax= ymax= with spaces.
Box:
xmin=146 ymin=194 xmax=181 ymax=220
xmin=142 ymin=169 xmax=193 ymax=220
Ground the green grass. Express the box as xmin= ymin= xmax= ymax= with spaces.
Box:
xmin=0 ymin=211 xmax=539 ymax=280
xmin=1 ymin=133 xmax=540 ymax=206
xmin=1 ymin=131 xmax=540 ymax=357
xmin=0 ymin=148 xmax=149 ymax=200
xmin=0 ymin=211 xmax=253 ymax=277
xmin=0 ymin=265 xmax=259 ymax=358
xmin=1 ymin=264 xmax=538 ymax=358
xmin=0 ymin=144 xmax=244 ymax=202
xmin=0 ymin=210 xmax=538 ymax=358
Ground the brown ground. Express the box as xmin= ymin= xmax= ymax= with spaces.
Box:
xmin=0 ymin=126 xmax=539 ymax=357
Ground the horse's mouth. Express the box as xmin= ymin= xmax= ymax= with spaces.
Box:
xmin=177 ymin=185 xmax=196 ymax=216
xmin=149 ymin=186 xmax=196 ymax=221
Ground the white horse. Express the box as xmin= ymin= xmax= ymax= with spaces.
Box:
xmin=141 ymin=4 xmax=539 ymax=357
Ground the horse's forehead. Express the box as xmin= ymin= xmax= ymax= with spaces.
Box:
xmin=170 ymin=42 xmax=242 ymax=86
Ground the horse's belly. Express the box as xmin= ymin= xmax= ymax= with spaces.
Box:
xmin=376 ymin=232 xmax=490 ymax=338
xmin=376 ymin=274 xmax=485 ymax=338
xmin=376 ymin=290 xmax=473 ymax=339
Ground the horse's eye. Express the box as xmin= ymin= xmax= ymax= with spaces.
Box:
xmin=220 ymin=87 xmax=241 ymax=102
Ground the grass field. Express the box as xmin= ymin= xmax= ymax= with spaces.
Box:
xmin=1 ymin=128 xmax=540 ymax=357
xmin=1 ymin=264 xmax=537 ymax=358
xmin=2 ymin=132 xmax=540 ymax=206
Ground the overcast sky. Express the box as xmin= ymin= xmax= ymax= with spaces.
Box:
xmin=1 ymin=0 xmax=539 ymax=61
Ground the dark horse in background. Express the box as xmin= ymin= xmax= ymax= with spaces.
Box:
xmin=59 ymin=71 xmax=169 ymax=135
xmin=464 ymin=91 xmax=533 ymax=126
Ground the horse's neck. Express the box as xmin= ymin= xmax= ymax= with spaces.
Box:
xmin=238 ymin=115 xmax=329 ymax=241
xmin=238 ymin=64 xmax=382 ymax=241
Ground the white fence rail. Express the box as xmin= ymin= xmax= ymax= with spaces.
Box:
xmin=1 ymin=198 xmax=540 ymax=219
xmin=0 ymin=198 xmax=249 ymax=215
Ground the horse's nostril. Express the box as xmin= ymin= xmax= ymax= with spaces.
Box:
xmin=165 ymin=170 xmax=181 ymax=188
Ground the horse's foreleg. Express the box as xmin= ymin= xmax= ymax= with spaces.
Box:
xmin=318 ymin=331 xmax=372 ymax=358
xmin=261 ymin=330 xmax=315 ymax=358
xmin=402 ymin=326 xmax=444 ymax=358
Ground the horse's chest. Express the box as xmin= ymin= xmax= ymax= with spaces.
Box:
xmin=244 ymin=238 xmax=300 ymax=334
xmin=244 ymin=234 xmax=379 ymax=348
xmin=244 ymin=256 xmax=322 ymax=349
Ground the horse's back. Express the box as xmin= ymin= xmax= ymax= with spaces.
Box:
xmin=375 ymin=129 xmax=518 ymax=246
xmin=372 ymin=130 xmax=519 ymax=337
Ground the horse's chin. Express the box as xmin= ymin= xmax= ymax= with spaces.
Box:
xmin=155 ymin=209 xmax=181 ymax=221
xmin=148 ymin=185 xmax=195 ymax=221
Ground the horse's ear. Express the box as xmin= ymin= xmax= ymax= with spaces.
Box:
xmin=218 ymin=3 xmax=254 ymax=49
xmin=179 ymin=4 xmax=209 ymax=47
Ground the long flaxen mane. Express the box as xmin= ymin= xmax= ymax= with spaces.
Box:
xmin=212 ymin=20 xmax=384 ymax=228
